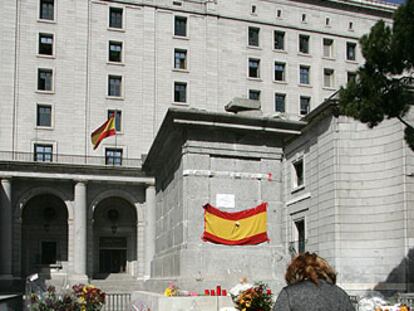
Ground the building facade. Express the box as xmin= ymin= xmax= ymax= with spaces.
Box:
xmin=2 ymin=0 xmax=409 ymax=295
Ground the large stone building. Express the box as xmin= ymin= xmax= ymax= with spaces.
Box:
xmin=1 ymin=0 xmax=412 ymax=297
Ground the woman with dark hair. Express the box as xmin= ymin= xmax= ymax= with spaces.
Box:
xmin=273 ymin=252 xmax=355 ymax=311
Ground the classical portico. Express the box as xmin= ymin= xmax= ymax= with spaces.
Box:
xmin=0 ymin=164 xmax=156 ymax=290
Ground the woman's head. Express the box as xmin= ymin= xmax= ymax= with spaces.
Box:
xmin=285 ymin=252 xmax=336 ymax=285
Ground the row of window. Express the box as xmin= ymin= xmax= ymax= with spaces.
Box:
xmin=39 ymin=0 xmax=189 ymax=38
xmin=36 ymin=104 xmax=122 ymax=131
xmin=34 ymin=143 xmax=123 ymax=165
xmin=249 ymin=3 xmax=355 ymax=32
xmin=249 ymin=27 xmax=357 ymax=61
xmin=247 ymin=59 xmax=356 ymax=88
xmin=247 ymin=92 xmax=310 ymax=115
xmin=36 ymin=68 xmax=188 ymax=102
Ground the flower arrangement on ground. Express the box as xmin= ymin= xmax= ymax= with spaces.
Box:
xmin=232 ymin=282 xmax=273 ymax=311
xmin=29 ymin=283 xmax=105 ymax=311
xmin=164 ymin=282 xmax=178 ymax=297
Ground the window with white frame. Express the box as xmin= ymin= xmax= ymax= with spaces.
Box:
xmin=174 ymin=16 xmax=187 ymax=37
xmin=323 ymin=38 xmax=334 ymax=58
xmin=37 ymin=104 xmax=52 ymax=127
xmin=300 ymin=96 xmax=310 ymax=115
xmin=108 ymin=110 xmax=122 ymax=132
xmin=108 ymin=75 xmax=122 ymax=97
xmin=347 ymin=71 xmax=357 ymax=83
xmin=292 ymin=219 xmax=306 ymax=254
xmin=38 ymin=33 xmax=54 ymax=55
xmin=249 ymin=89 xmax=261 ymax=101
xmin=105 ymin=148 xmax=123 ymax=166
xmin=346 ymin=42 xmax=356 ymax=61
xmin=39 ymin=0 xmax=54 ymax=21
xmin=274 ymin=30 xmax=285 ymax=50
xmin=37 ymin=68 xmax=53 ymax=91
xmin=275 ymin=93 xmax=286 ymax=112
xmin=34 ymin=144 xmax=53 ymax=162
xmin=325 ymin=17 xmax=330 ymax=26
xmin=109 ymin=41 xmax=123 ymax=62
xmin=248 ymin=58 xmax=260 ymax=78
xmin=299 ymin=65 xmax=310 ymax=85
xmin=251 ymin=4 xmax=257 ymax=14
xmin=174 ymin=82 xmax=187 ymax=103
xmin=248 ymin=27 xmax=260 ymax=47
xmin=323 ymin=68 xmax=334 ymax=88
xmin=109 ymin=7 xmax=123 ymax=29
xmin=274 ymin=62 xmax=286 ymax=81
xmin=299 ymin=34 xmax=310 ymax=54
xmin=292 ymin=157 xmax=304 ymax=188
xmin=174 ymin=49 xmax=187 ymax=70
xmin=301 ymin=13 xmax=306 ymax=23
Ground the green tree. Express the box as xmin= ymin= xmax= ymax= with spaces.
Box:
xmin=338 ymin=0 xmax=414 ymax=150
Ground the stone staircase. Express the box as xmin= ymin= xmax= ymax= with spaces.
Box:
xmin=90 ymin=274 xmax=145 ymax=293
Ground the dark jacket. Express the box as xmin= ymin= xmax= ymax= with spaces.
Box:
xmin=273 ymin=280 xmax=355 ymax=311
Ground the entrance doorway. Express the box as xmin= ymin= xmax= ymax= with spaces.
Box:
xmin=99 ymin=237 xmax=127 ymax=273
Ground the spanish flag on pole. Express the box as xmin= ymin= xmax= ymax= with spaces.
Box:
xmin=202 ymin=203 xmax=269 ymax=245
xmin=91 ymin=117 xmax=116 ymax=150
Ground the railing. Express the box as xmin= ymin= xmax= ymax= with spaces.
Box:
xmin=103 ymin=293 xmax=131 ymax=311
xmin=0 ymin=151 xmax=142 ymax=168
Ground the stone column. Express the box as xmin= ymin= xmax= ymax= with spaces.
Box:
xmin=144 ymin=184 xmax=156 ymax=278
xmin=74 ymin=180 xmax=88 ymax=278
xmin=0 ymin=178 xmax=12 ymax=278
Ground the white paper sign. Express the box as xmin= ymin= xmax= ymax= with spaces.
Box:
xmin=216 ymin=194 xmax=235 ymax=209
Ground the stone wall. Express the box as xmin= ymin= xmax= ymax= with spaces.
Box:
xmin=284 ymin=109 xmax=414 ymax=294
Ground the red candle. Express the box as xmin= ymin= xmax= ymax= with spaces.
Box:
xmin=222 ymin=289 xmax=227 ymax=296
xmin=211 ymin=289 xmax=216 ymax=296
xmin=216 ymin=285 xmax=221 ymax=296
xmin=204 ymin=289 xmax=210 ymax=296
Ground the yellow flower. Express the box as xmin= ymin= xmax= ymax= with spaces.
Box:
xmin=164 ymin=288 xmax=172 ymax=297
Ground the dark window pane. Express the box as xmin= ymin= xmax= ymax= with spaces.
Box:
xmin=34 ymin=144 xmax=53 ymax=162
xmin=39 ymin=33 xmax=53 ymax=55
xmin=347 ymin=42 xmax=356 ymax=61
xmin=300 ymin=97 xmax=310 ymax=115
xmin=40 ymin=0 xmax=54 ymax=20
xmin=109 ymin=7 xmax=123 ymax=29
xmin=249 ymin=90 xmax=260 ymax=101
xmin=295 ymin=220 xmax=305 ymax=253
xmin=248 ymin=27 xmax=260 ymax=46
xmin=105 ymin=148 xmax=123 ymax=166
xmin=275 ymin=94 xmax=286 ymax=112
xmin=274 ymin=31 xmax=285 ymax=50
xmin=108 ymin=75 xmax=122 ymax=97
xmin=249 ymin=59 xmax=260 ymax=78
xmin=174 ymin=49 xmax=187 ymax=69
xmin=274 ymin=63 xmax=285 ymax=81
xmin=300 ymin=66 xmax=310 ymax=84
xmin=174 ymin=16 xmax=187 ymax=36
xmin=174 ymin=82 xmax=187 ymax=103
xmin=108 ymin=110 xmax=122 ymax=132
xmin=38 ymin=69 xmax=53 ymax=91
xmin=109 ymin=41 xmax=122 ymax=62
xmin=37 ymin=105 xmax=51 ymax=127
xmin=299 ymin=35 xmax=309 ymax=54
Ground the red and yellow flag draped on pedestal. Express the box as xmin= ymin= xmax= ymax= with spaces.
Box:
xmin=202 ymin=203 xmax=269 ymax=245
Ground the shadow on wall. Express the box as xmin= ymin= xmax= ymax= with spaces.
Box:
xmin=374 ymin=248 xmax=414 ymax=296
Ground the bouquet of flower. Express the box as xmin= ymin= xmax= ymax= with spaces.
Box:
xmin=164 ymin=282 xmax=178 ymax=297
xmin=29 ymin=284 xmax=105 ymax=311
xmin=232 ymin=282 xmax=273 ymax=311
xmin=72 ymin=284 xmax=106 ymax=311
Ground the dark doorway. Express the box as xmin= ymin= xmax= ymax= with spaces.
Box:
xmin=99 ymin=237 xmax=127 ymax=273
xmin=41 ymin=241 xmax=57 ymax=264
